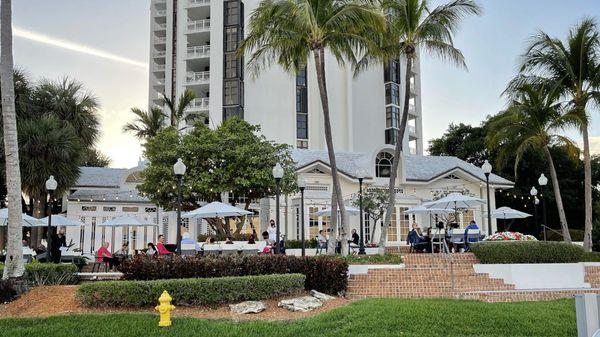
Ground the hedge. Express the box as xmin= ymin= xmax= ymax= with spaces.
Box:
xmin=25 ymin=262 xmax=79 ymax=286
xmin=76 ymin=273 xmax=305 ymax=307
xmin=286 ymin=239 xmax=318 ymax=249
xmin=119 ymin=255 xmax=348 ymax=295
xmin=471 ymin=241 xmax=584 ymax=264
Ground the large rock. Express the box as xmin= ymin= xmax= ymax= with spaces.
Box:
xmin=310 ymin=290 xmax=335 ymax=301
xmin=278 ymin=296 xmax=323 ymax=312
xmin=229 ymin=301 xmax=266 ymax=314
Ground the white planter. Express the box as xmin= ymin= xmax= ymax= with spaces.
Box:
xmin=473 ymin=263 xmax=591 ymax=289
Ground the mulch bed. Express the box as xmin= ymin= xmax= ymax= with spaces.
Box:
xmin=0 ymin=285 xmax=351 ymax=320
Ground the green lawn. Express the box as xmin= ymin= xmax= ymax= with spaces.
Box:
xmin=0 ymin=298 xmax=575 ymax=337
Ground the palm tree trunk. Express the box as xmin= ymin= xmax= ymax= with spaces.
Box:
xmin=543 ymin=146 xmax=572 ymax=243
xmin=1 ymin=0 xmax=24 ymax=279
xmin=380 ymin=55 xmax=413 ymax=251
xmin=582 ymin=127 xmax=593 ymax=251
xmin=327 ymin=184 xmax=338 ymax=255
xmin=313 ymin=48 xmax=348 ymax=254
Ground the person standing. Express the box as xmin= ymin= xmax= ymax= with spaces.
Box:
xmin=267 ymin=219 xmax=276 ymax=242
xmin=50 ymin=227 xmax=66 ymax=263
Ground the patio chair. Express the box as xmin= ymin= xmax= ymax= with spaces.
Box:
xmin=464 ymin=230 xmax=480 ymax=251
xmin=449 ymin=232 xmax=465 ymax=253
xmin=407 ymin=231 xmax=428 ymax=253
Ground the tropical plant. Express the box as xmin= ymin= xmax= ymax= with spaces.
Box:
xmin=487 ymin=84 xmax=579 ymax=242
xmin=239 ymin=0 xmax=387 ymax=255
xmin=512 ymin=18 xmax=600 ymax=251
xmin=379 ymin=0 xmax=481 ymax=250
xmin=351 ymin=186 xmax=391 ymax=242
xmin=81 ymin=148 xmax=111 ymax=167
xmin=123 ymin=106 xmax=166 ymax=140
xmin=161 ymin=89 xmax=195 ymax=128
xmin=0 ymin=0 xmax=24 ymax=279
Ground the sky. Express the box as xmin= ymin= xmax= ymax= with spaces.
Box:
xmin=10 ymin=0 xmax=600 ymax=168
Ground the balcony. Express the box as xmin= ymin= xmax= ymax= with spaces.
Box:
xmin=155 ymin=23 xmax=167 ymax=31
xmin=186 ymin=71 xmax=210 ymax=84
xmin=187 ymin=19 xmax=210 ymax=33
xmin=153 ymin=79 xmax=165 ymax=87
xmin=187 ymin=45 xmax=210 ymax=58
xmin=156 ymin=9 xmax=167 ymax=16
xmin=154 ymin=37 xmax=166 ymax=44
xmin=153 ymin=64 xmax=166 ymax=72
xmin=408 ymin=102 xmax=416 ymax=114
xmin=188 ymin=98 xmax=210 ymax=111
xmin=187 ymin=0 xmax=210 ymax=7
xmin=153 ymin=50 xmax=166 ymax=58
xmin=408 ymin=125 xmax=416 ymax=134
xmin=409 ymin=147 xmax=417 ymax=155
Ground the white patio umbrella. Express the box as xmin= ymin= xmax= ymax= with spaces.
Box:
xmin=424 ymin=193 xmax=486 ymax=210
xmin=0 ymin=208 xmax=43 ymax=226
xmin=406 ymin=205 xmax=455 ymax=228
xmin=183 ymin=201 xmax=252 ymax=218
xmin=315 ymin=206 xmax=360 ymax=217
xmin=98 ymin=216 xmax=158 ymax=251
xmin=485 ymin=206 xmax=531 ymax=231
xmin=38 ymin=215 xmax=84 ymax=227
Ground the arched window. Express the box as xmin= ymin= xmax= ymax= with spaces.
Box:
xmin=375 ymin=152 xmax=393 ymax=177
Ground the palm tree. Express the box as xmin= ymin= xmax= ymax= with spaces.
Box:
xmin=162 ymin=89 xmax=195 ymax=128
xmin=32 ymin=77 xmax=100 ymax=148
xmin=487 ymin=84 xmax=578 ymax=242
xmin=0 ymin=0 xmax=24 ymax=279
xmin=239 ymin=0 xmax=387 ymax=254
xmin=123 ymin=106 xmax=167 ymax=140
xmin=513 ymin=18 xmax=600 ymax=251
xmin=379 ymin=0 xmax=481 ymax=248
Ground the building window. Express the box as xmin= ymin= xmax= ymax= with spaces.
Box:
xmin=224 ymin=27 xmax=239 ymax=52
xmin=295 ymin=207 xmax=300 ymax=239
xmin=308 ymin=206 xmax=319 ymax=239
xmin=145 ymin=207 xmax=157 ymax=213
xmin=122 ymin=206 xmax=139 ymax=212
xmin=386 ymin=106 xmax=399 ymax=129
xmin=223 ymin=106 xmax=244 ymax=120
xmin=462 ymin=209 xmax=474 ymax=227
xmin=81 ymin=206 xmax=97 ymax=212
xmin=296 ymin=66 xmax=308 ymax=147
xmin=387 ymin=207 xmax=397 ymax=242
xmin=385 ymin=128 xmax=398 ymax=145
xmin=297 ymin=140 xmax=308 ymax=149
xmin=385 ymin=83 xmax=400 ymax=106
xmin=398 ymin=207 xmax=409 ymax=239
xmin=364 ymin=213 xmax=371 ymax=243
xmin=384 ymin=59 xmax=400 ymax=84
xmin=224 ymin=53 xmax=241 ymax=78
xmin=375 ymin=152 xmax=393 ymax=178
xmin=296 ymin=113 xmax=308 ymax=140
xmin=223 ymin=79 xmax=242 ymax=106
xmin=224 ymin=0 xmax=241 ymax=26
xmin=103 ymin=206 xmax=116 ymax=212
xmin=162 ymin=216 xmax=169 ymax=242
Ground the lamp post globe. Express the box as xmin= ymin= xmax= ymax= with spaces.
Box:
xmin=173 ymin=158 xmax=186 ymax=255
xmin=481 ymin=160 xmax=493 ymax=235
xmin=45 ymin=175 xmax=57 ymax=263
xmin=538 ymin=173 xmax=548 ymax=241
xmin=297 ymin=176 xmax=306 ymax=256
xmin=538 ymin=173 xmax=548 ymax=186
xmin=356 ymin=168 xmax=367 ymax=255
xmin=530 ymin=186 xmax=538 ymax=196
xmin=272 ymin=163 xmax=284 ymax=254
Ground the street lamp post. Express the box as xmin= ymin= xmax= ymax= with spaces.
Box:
xmin=272 ymin=163 xmax=284 ymax=254
xmin=45 ymin=175 xmax=57 ymax=263
xmin=173 ymin=158 xmax=186 ymax=255
xmin=297 ymin=176 xmax=306 ymax=257
xmin=538 ymin=173 xmax=548 ymax=241
xmin=530 ymin=186 xmax=538 ymax=232
xmin=481 ymin=160 xmax=493 ymax=235
xmin=356 ymin=169 xmax=366 ymax=255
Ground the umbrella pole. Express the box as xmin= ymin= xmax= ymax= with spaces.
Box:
xmin=111 ymin=227 xmax=115 ymax=253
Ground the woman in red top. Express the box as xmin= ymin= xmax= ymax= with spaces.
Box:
xmin=97 ymin=242 xmax=115 ymax=269
xmin=156 ymin=235 xmax=172 ymax=255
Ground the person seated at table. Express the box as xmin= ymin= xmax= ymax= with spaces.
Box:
xmin=317 ymin=230 xmax=327 ymax=250
xmin=114 ymin=242 xmax=129 ymax=258
xmin=22 ymin=239 xmax=28 ymax=247
xmin=97 ymin=242 xmax=116 ymax=270
xmin=247 ymin=234 xmax=256 ymax=244
xmin=181 ymin=232 xmax=196 ymax=245
xmin=350 ymin=229 xmax=359 ymax=245
xmin=156 ymin=235 xmax=172 ymax=255
xmin=262 ymin=231 xmax=274 ymax=247
xmin=146 ymin=242 xmax=157 ymax=256
xmin=447 ymin=223 xmax=463 ymax=253
xmin=464 ymin=220 xmax=479 ymax=251
xmin=224 ymin=235 xmax=234 ymax=244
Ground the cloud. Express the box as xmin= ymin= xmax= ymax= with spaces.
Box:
xmin=588 ymin=136 xmax=600 ymax=155
xmin=13 ymin=26 xmax=148 ymax=69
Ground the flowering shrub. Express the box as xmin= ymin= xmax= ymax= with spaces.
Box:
xmin=485 ymin=231 xmax=538 ymax=241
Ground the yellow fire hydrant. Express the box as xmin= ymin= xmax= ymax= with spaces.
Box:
xmin=155 ymin=290 xmax=175 ymax=327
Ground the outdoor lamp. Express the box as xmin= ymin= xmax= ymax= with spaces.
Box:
xmin=481 ymin=160 xmax=492 ymax=175
xmin=538 ymin=173 xmax=548 ymax=186
xmin=481 ymin=160 xmax=493 ymax=235
xmin=530 ymin=186 xmax=538 ymax=196
xmin=45 ymin=175 xmax=58 ymax=262
xmin=272 ymin=163 xmax=284 ymax=180
xmin=272 ymin=163 xmax=284 ymax=254
xmin=297 ymin=176 xmax=306 ymax=256
xmin=173 ymin=158 xmax=187 ymax=176
xmin=356 ymin=168 xmax=367 ymax=255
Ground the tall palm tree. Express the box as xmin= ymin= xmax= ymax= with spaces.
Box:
xmin=123 ymin=106 xmax=167 ymax=140
xmin=32 ymin=78 xmax=100 ymax=148
xmin=513 ymin=18 xmax=600 ymax=251
xmin=162 ymin=89 xmax=195 ymax=128
xmin=0 ymin=0 xmax=24 ymax=279
xmin=487 ymin=84 xmax=578 ymax=242
xmin=379 ymin=0 xmax=481 ymax=247
xmin=239 ymin=0 xmax=387 ymax=254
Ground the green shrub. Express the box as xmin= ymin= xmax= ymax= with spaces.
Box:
xmin=119 ymin=255 xmax=348 ymax=295
xmin=546 ymin=228 xmax=584 ymax=242
xmin=471 ymin=241 xmax=584 ymax=264
xmin=582 ymin=251 xmax=600 ymax=262
xmin=77 ymin=273 xmax=305 ymax=307
xmin=343 ymin=254 xmax=402 ymax=265
xmin=25 ymin=262 xmax=78 ymax=286
xmin=286 ymin=239 xmax=318 ymax=249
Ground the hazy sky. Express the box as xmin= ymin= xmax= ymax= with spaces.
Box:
xmin=11 ymin=0 xmax=600 ymax=168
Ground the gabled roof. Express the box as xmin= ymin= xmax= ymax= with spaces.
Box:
xmin=68 ymin=188 xmax=149 ymax=203
xmin=75 ymin=167 xmax=128 ymax=188
xmin=291 ymin=149 xmax=513 ymax=186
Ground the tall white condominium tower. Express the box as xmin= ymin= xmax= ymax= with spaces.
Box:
xmin=148 ymin=0 xmax=423 ymax=155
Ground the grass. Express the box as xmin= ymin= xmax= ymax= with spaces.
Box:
xmin=0 ymin=298 xmax=576 ymax=337
xmin=582 ymin=251 xmax=600 ymax=262
xmin=342 ymin=254 xmax=402 ymax=265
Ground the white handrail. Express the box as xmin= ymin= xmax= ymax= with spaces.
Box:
xmin=187 ymin=19 xmax=210 ymax=31
xmin=187 ymin=45 xmax=210 ymax=57
xmin=186 ymin=71 xmax=210 ymax=83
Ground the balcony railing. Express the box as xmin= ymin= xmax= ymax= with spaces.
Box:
xmin=156 ymin=9 xmax=167 ymax=16
xmin=188 ymin=98 xmax=210 ymax=110
xmin=187 ymin=45 xmax=210 ymax=58
xmin=408 ymin=102 xmax=416 ymax=114
xmin=408 ymin=125 xmax=416 ymax=134
xmin=155 ymin=23 xmax=167 ymax=30
xmin=154 ymin=79 xmax=165 ymax=86
xmin=186 ymin=71 xmax=210 ymax=84
xmin=154 ymin=37 xmax=166 ymax=44
xmin=187 ymin=19 xmax=210 ymax=32
xmin=153 ymin=50 xmax=166 ymax=58
xmin=187 ymin=0 xmax=210 ymax=7
xmin=154 ymin=64 xmax=166 ymax=71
